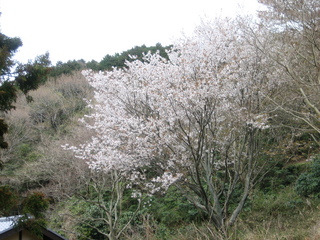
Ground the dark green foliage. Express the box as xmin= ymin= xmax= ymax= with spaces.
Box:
xmin=147 ymin=186 xmax=202 ymax=227
xmin=98 ymin=43 xmax=172 ymax=71
xmin=50 ymin=59 xmax=85 ymax=78
xmin=22 ymin=192 xmax=49 ymax=218
xmin=0 ymin=33 xmax=22 ymax=77
xmin=258 ymin=162 xmax=306 ymax=193
xmin=0 ymin=185 xmax=18 ymax=215
xmin=295 ymin=156 xmax=320 ymax=197
xmin=15 ymin=53 xmax=52 ymax=95
xmin=100 ymin=53 xmax=124 ymax=70
xmin=48 ymin=44 xmax=172 ymax=74
xmin=86 ymin=59 xmax=100 ymax=71
xmin=0 ymin=34 xmax=22 ymax=52
xmin=62 ymin=197 xmax=107 ymax=239
xmin=0 ymin=81 xmax=18 ymax=112
xmin=76 ymin=203 xmax=107 ymax=240
xmin=220 ymin=183 xmax=252 ymax=214
xmin=0 ymin=119 xmax=8 ymax=149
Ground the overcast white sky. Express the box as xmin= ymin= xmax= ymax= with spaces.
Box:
xmin=1 ymin=0 xmax=259 ymax=65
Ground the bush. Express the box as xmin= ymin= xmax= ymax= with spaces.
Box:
xmin=0 ymin=185 xmax=18 ymax=215
xmin=147 ymin=186 xmax=202 ymax=227
xmin=22 ymin=192 xmax=49 ymax=218
xmin=295 ymin=156 xmax=320 ymax=197
xmin=258 ymin=162 xmax=306 ymax=193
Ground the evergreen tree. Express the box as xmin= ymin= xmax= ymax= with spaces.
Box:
xmin=0 ymin=33 xmax=51 ymax=168
xmin=98 ymin=43 xmax=172 ymax=71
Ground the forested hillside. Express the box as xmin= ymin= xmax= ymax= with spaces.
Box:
xmin=1 ymin=0 xmax=320 ymax=239
xmin=49 ymin=43 xmax=171 ymax=77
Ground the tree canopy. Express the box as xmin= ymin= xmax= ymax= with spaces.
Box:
xmin=94 ymin=43 xmax=172 ymax=71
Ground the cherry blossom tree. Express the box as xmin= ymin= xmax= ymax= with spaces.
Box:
xmin=67 ymin=18 xmax=277 ymax=234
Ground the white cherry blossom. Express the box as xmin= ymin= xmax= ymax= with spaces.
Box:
xmin=67 ymin=17 xmax=275 ymax=230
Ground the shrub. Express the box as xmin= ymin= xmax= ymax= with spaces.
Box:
xmin=295 ymin=156 xmax=320 ymax=198
xmin=0 ymin=185 xmax=18 ymax=215
xmin=22 ymin=191 xmax=49 ymax=218
xmin=258 ymin=162 xmax=306 ymax=193
xmin=147 ymin=186 xmax=202 ymax=227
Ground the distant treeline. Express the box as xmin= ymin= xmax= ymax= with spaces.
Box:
xmin=50 ymin=43 xmax=172 ymax=78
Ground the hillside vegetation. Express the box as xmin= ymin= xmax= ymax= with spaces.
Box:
xmin=2 ymin=72 xmax=320 ymax=239
xmin=1 ymin=0 xmax=320 ymax=239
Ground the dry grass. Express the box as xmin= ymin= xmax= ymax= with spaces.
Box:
xmin=234 ymin=196 xmax=320 ymax=240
